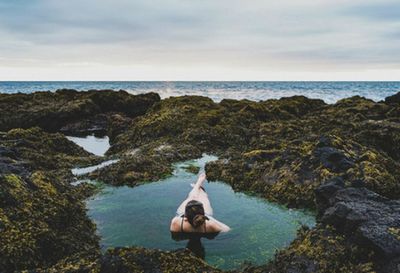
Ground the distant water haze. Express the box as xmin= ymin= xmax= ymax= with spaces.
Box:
xmin=1 ymin=81 xmax=399 ymax=104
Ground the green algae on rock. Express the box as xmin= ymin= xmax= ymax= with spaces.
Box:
xmin=1 ymin=127 xmax=99 ymax=171
xmin=0 ymin=127 xmax=103 ymax=272
xmin=182 ymin=163 xmax=201 ymax=174
xmin=107 ymin=95 xmax=326 ymax=156
xmin=206 ymin=134 xmax=400 ymax=208
xmin=0 ymin=171 xmax=99 ymax=272
xmin=0 ymin=90 xmax=160 ymax=137
xmin=42 ymin=247 xmax=221 ymax=273
xmin=1 ymin=91 xmax=400 ymax=272
xmin=241 ymin=225 xmax=375 ymax=273
xmin=90 ymin=142 xmax=202 ymax=186
xmin=240 ymin=177 xmax=400 ymax=273
xmin=106 ymin=94 xmax=400 ymax=192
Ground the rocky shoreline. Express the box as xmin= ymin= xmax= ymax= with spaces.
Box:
xmin=0 ymin=90 xmax=399 ymax=272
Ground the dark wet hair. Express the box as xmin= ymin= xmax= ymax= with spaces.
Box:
xmin=185 ymin=200 xmax=209 ymax=228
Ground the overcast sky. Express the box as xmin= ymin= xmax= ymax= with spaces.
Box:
xmin=0 ymin=0 xmax=399 ymax=80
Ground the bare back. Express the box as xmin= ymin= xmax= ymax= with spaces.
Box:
xmin=170 ymin=216 xmax=223 ymax=233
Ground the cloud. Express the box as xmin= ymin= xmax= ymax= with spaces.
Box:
xmin=344 ymin=1 xmax=400 ymax=22
xmin=0 ymin=0 xmax=399 ymax=80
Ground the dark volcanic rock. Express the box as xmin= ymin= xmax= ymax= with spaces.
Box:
xmin=0 ymin=90 xmax=160 ymax=136
xmin=318 ymin=183 xmax=400 ymax=261
xmin=0 ymin=127 xmax=98 ymax=170
xmin=385 ymin=92 xmax=400 ymax=104
xmin=314 ymin=176 xmax=345 ymax=215
xmin=250 ymin=178 xmax=400 ymax=273
xmin=313 ymin=147 xmax=354 ymax=172
xmin=356 ymin=120 xmax=400 ymax=160
xmin=0 ymin=146 xmax=30 ymax=177
xmin=60 ymin=113 xmax=109 ymax=136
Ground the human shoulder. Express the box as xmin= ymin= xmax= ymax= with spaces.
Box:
xmin=170 ymin=216 xmax=182 ymax=232
xmin=206 ymin=220 xmax=222 ymax=233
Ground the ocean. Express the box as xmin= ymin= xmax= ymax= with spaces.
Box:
xmin=0 ymin=81 xmax=399 ymax=104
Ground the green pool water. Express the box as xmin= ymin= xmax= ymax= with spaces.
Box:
xmin=85 ymin=155 xmax=315 ymax=270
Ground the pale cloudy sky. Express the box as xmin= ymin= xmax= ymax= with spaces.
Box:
xmin=0 ymin=0 xmax=399 ymax=80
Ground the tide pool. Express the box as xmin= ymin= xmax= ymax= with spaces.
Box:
xmin=86 ymin=155 xmax=315 ymax=270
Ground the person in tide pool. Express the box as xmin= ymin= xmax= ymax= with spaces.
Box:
xmin=170 ymin=173 xmax=230 ymax=234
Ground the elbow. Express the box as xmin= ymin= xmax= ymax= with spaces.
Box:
xmin=222 ymin=227 xmax=231 ymax=233
xmin=219 ymin=225 xmax=230 ymax=233
xmin=169 ymin=219 xmax=176 ymax=232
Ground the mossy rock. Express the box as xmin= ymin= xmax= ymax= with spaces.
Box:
xmin=0 ymin=90 xmax=160 ymax=135
xmin=1 ymin=127 xmax=100 ymax=171
xmin=265 ymin=225 xmax=376 ymax=273
xmin=0 ymin=172 xmax=99 ymax=272
xmin=183 ymin=164 xmax=201 ymax=174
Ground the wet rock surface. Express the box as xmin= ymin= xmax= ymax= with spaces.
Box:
xmin=1 ymin=90 xmax=400 ymax=272
xmin=317 ymin=178 xmax=400 ymax=263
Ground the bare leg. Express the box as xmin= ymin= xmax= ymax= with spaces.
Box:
xmin=176 ymin=173 xmax=213 ymax=216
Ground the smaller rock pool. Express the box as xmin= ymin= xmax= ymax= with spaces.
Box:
xmin=66 ymin=135 xmax=110 ymax=156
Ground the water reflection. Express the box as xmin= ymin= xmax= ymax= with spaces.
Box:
xmin=171 ymin=232 xmax=220 ymax=260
